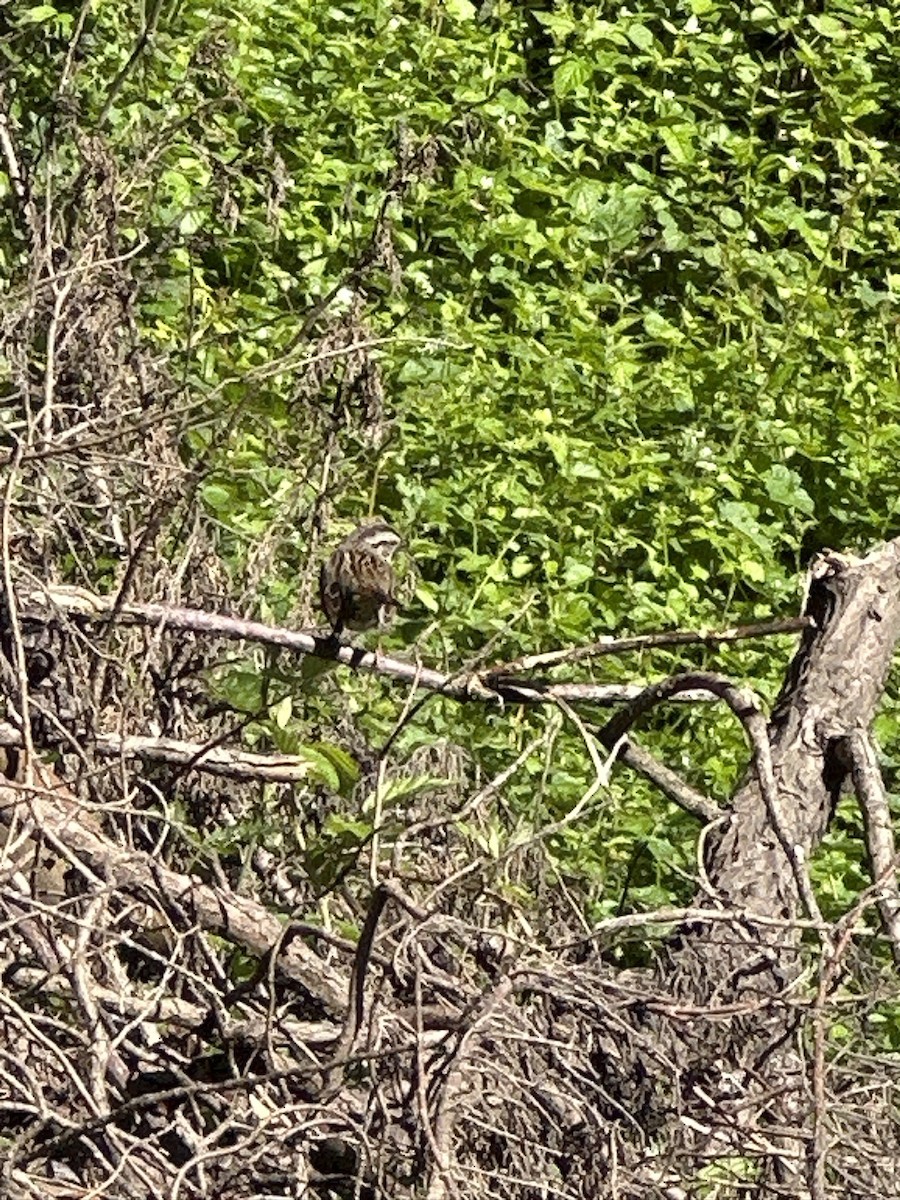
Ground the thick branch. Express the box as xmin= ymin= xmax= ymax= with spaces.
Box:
xmin=704 ymin=546 xmax=900 ymax=922
xmin=1 ymin=723 xmax=328 ymax=787
xmin=2 ymin=772 xmax=348 ymax=1016
xmin=19 ymin=584 xmax=717 ymax=708
xmin=95 ymin=731 xmax=323 ymax=783
xmin=667 ymin=543 xmax=900 ymax=1010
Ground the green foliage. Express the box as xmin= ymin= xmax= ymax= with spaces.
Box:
xmin=5 ymin=0 xmax=900 ymax=920
xmin=305 ymin=813 xmax=374 ymax=892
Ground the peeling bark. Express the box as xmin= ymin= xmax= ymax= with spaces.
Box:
xmin=647 ymin=543 xmax=900 ymax=1196
xmin=686 ymin=544 xmax=900 ymax=968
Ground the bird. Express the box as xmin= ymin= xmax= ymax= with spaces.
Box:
xmin=318 ymin=519 xmax=403 ymax=640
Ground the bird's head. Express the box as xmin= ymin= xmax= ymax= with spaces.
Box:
xmin=344 ymin=519 xmax=403 ymax=561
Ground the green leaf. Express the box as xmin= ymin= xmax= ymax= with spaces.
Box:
xmin=762 ymin=465 xmax=815 ymax=516
xmin=563 ymin=559 xmax=593 ymax=586
xmin=216 ymin=670 xmax=263 ymax=714
xmin=415 ymin=583 xmax=440 ymax=613
xmin=201 ymin=483 xmax=232 ymax=513
xmin=445 ymin=0 xmax=477 ymax=21
xmin=377 ymin=774 xmax=454 ymax=805
xmin=272 ymin=695 xmax=293 ymax=728
xmin=21 ymin=5 xmax=59 ymax=21
xmin=643 ymin=311 xmax=684 ymax=342
xmin=740 ymin=558 xmax=767 ymax=583
xmin=658 ymin=124 xmax=696 ymax=165
xmin=808 ymin=14 xmax=846 ymax=38
xmin=553 ymin=58 xmax=592 ymax=97
xmin=307 ymin=743 xmax=360 ymax=795
xmin=718 ymin=206 xmax=743 ymax=230
xmin=626 ymin=23 xmax=654 ymax=51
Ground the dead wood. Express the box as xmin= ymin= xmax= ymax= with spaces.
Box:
xmin=3 ymin=69 xmax=900 ymax=1198
xmin=17 ymin=582 xmax=724 ymax=707
xmin=1 ymin=544 xmax=899 ymax=1198
xmin=0 ymin=770 xmax=347 ymax=1016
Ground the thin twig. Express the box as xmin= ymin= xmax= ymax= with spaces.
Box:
xmin=37 ymin=273 xmax=74 ymax=442
xmin=207 ymin=334 xmax=468 ymax=399
xmin=485 ymin=616 xmax=813 ymax=677
xmin=0 ymin=442 xmax=35 ymax=784
xmin=97 ymin=0 xmax=165 ymax=126
xmin=391 ymin=721 xmax=559 ymax=871
xmin=0 ymin=91 xmax=28 ymax=204
xmin=323 ymin=884 xmax=391 ymax=1096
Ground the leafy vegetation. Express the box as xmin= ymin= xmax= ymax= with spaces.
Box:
xmin=4 ymin=0 xmax=900 ymax=913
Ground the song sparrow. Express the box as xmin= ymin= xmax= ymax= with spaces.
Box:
xmin=319 ymin=519 xmax=403 ymax=639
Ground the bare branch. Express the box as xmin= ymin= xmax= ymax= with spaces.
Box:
xmin=1 ymin=442 xmax=35 ymax=783
xmin=842 ymin=730 xmax=900 ymax=966
xmin=610 ymin=736 xmax=720 ymax=823
xmin=486 ymin=615 xmax=813 ymax=677
xmin=599 ymin=671 xmax=825 ymax=929
xmin=0 ymin=83 xmax=33 ymax=225
xmin=19 ymin=584 xmax=718 ymax=708
xmin=2 ymin=774 xmax=348 ymax=1015
xmin=93 ymin=731 xmax=329 ymax=782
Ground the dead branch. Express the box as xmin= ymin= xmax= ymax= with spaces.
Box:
xmin=19 ymin=583 xmax=721 ymax=707
xmin=7 ymin=964 xmax=337 ymax=1045
xmin=698 ymin=545 xmax=900 ymax=927
xmin=2 ymin=772 xmax=348 ymax=1015
xmin=485 ymin=615 xmax=812 ymax=677
xmin=842 ymin=730 xmax=900 ymax=965
xmin=0 ymin=83 xmax=32 ymax=222
xmin=94 ymin=731 xmax=329 ymax=782
xmin=599 ymin=670 xmax=825 ymax=928
xmin=2 ymin=442 xmax=36 ymax=783
xmin=611 ymin=735 xmax=720 ymax=822
xmin=5 ymin=719 xmax=722 ymax=826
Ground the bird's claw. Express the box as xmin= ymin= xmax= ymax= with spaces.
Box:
xmin=462 ymin=673 xmax=504 ymax=706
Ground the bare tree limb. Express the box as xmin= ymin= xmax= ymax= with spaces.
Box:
xmin=1 ymin=774 xmax=348 ymax=1016
xmin=95 ymin=731 xmax=328 ymax=782
xmin=0 ymin=83 xmax=33 ymax=224
xmin=0 ymin=721 xmax=342 ymax=788
xmin=841 ymin=730 xmax=900 ymax=966
xmin=6 ymin=717 xmax=721 ymax=824
xmin=18 ymin=584 xmax=721 ymax=708
xmin=610 ymin=735 xmax=720 ymax=823
xmin=1 ymin=442 xmax=36 ymax=784
xmin=485 ymin=615 xmax=812 ymax=677
xmin=599 ymin=671 xmax=825 ymax=929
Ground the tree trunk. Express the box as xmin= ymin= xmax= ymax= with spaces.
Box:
xmin=649 ymin=542 xmax=900 ymax=1196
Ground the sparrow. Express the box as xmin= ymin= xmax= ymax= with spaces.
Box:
xmin=319 ymin=519 xmax=403 ymax=640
